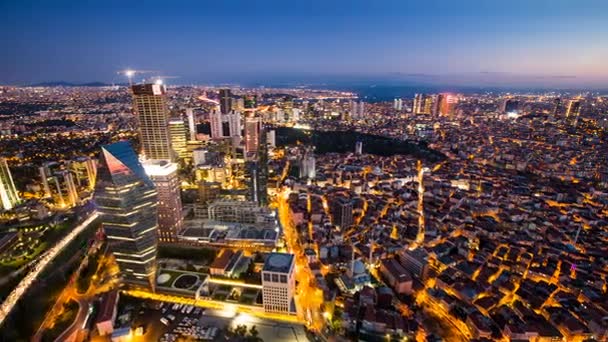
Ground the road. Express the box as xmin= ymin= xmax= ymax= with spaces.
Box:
xmin=276 ymin=188 xmax=324 ymax=332
xmin=0 ymin=212 xmax=100 ymax=328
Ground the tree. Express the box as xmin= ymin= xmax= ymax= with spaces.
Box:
xmin=249 ymin=325 xmax=258 ymax=338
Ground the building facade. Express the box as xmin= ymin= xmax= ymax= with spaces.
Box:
xmin=262 ymin=253 xmax=296 ymax=314
xmin=131 ymin=83 xmax=174 ymax=161
xmin=95 ymin=141 xmax=159 ymax=289
xmin=143 ymin=160 xmax=183 ymax=242
xmin=169 ymin=118 xmax=189 ymax=160
xmin=0 ymin=158 xmax=19 ymax=211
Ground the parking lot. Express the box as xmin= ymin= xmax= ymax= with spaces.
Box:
xmin=90 ymin=296 xmax=310 ymax=342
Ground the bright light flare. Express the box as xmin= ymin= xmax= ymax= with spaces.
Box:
xmin=125 ymin=69 xmax=135 ymax=77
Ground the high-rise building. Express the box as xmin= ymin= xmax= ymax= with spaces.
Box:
xmin=39 ymin=164 xmax=79 ymax=208
xmin=331 ymin=197 xmax=354 ymax=228
xmin=244 ymin=117 xmax=261 ymax=158
xmin=413 ymin=94 xmax=423 ymax=114
xmin=210 ymin=108 xmax=241 ymax=139
xmin=131 ymin=83 xmax=173 ymax=161
xmin=413 ymin=94 xmax=433 ymax=114
xmin=393 ymin=98 xmax=403 ymax=111
xmin=168 ymin=118 xmax=188 ymax=160
xmin=94 ymin=141 xmax=158 ymax=289
xmin=68 ymin=156 xmax=97 ymax=191
xmin=186 ymin=108 xmax=197 ymax=141
xmin=501 ymin=98 xmax=519 ymax=114
xmin=566 ymin=99 xmax=582 ymax=118
xmin=267 ymin=129 xmax=276 ymax=148
xmin=432 ymin=94 xmax=443 ymax=116
xmin=349 ymin=100 xmax=365 ymax=119
xmin=299 ymin=149 xmax=316 ymax=180
xmin=219 ymin=89 xmax=232 ymax=114
xmin=246 ymin=160 xmax=267 ymax=205
xmin=438 ymin=94 xmax=458 ymax=116
xmin=0 ymin=158 xmax=19 ymax=211
xmin=143 ymin=160 xmax=183 ymax=242
xmin=552 ymin=98 xmax=561 ymax=116
xmin=262 ymin=253 xmax=296 ymax=314
xmin=355 ymin=141 xmax=363 ymax=155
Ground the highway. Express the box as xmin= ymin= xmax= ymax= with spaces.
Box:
xmin=0 ymin=212 xmax=99 ymax=327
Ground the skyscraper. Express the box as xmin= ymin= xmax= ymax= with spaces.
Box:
xmin=501 ymin=98 xmax=519 ymax=114
xmin=355 ymin=141 xmax=363 ymax=155
xmin=168 ymin=118 xmax=188 ymax=160
xmin=131 ymin=83 xmax=173 ymax=161
xmin=143 ymin=160 xmax=183 ymax=242
xmin=394 ymin=98 xmax=403 ymax=111
xmin=186 ymin=108 xmax=197 ymax=141
xmin=566 ymin=99 xmax=582 ymax=118
xmin=39 ymin=164 xmax=79 ymax=208
xmin=219 ymin=88 xmax=232 ymax=114
xmin=210 ymin=107 xmax=242 ymax=139
xmin=438 ymin=94 xmax=458 ymax=116
xmin=299 ymin=148 xmax=316 ymax=180
xmin=262 ymin=253 xmax=296 ymax=314
xmin=552 ymin=98 xmax=561 ymax=116
xmin=413 ymin=94 xmax=433 ymax=114
xmin=68 ymin=156 xmax=97 ymax=191
xmin=0 ymin=158 xmax=19 ymax=211
xmin=413 ymin=94 xmax=423 ymax=114
xmin=244 ymin=117 xmax=261 ymax=158
xmin=94 ymin=141 xmax=158 ymax=289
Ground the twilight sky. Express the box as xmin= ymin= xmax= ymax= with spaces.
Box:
xmin=1 ymin=0 xmax=607 ymax=88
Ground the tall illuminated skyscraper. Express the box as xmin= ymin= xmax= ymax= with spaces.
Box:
xmin=438 ymin=94 xmax=458 ymax=116
xmin=0 ymin=158 xmax=19 ymax=211
xmin=143 ymin=160 xmax=183 ymax=242
xmin=413 ymin=94 xmax=432 ymax=114
xmin=168 ymin=118 xmax=188 ymax=160
xmin=131 ymin=83 xmax=174 ymax=161
xmin=94 ymin=141 xmax=158 ymax=289
xmin=244 ymin=117 xmax=261 ymax=158
xmin=566 ymin=99 xmax=582 ymax=118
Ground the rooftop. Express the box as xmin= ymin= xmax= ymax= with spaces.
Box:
xmin=263 ymin=252 xmax=295 ymax=273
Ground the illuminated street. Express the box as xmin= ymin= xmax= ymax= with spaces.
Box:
xmin=0 ymin=212 xmax=99 ymax=327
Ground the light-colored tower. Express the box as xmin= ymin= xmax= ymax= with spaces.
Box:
xmin=131 ymin=83 xmax=174 ymax=161
xmin=355 ymin=141 xmax=363 ymax=155
xmin=267 ymin=130 xmax=276 ymax=148
xmin=262 ymin=253 xmax=296 ymax=314
xmin=143 ymin=160 xmax=183 ymax=242
xmin=210 ymin=107 xmax=223 ymax=139
xmin=94 ymin=141 xmax=159 ymax=289
xmin=186 ymin=108 xmax=197 ymax=141
xmin=168 ymin=118 xmax=188 ymax=160
xmin=0 ymin=158 xmax=19 ymax=211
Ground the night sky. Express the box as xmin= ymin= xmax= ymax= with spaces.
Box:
xmin=2 ymin=0 xmax=607 ymax=88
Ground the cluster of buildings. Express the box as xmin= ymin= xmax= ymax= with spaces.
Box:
xmin=1 ymin=82 xmax=606 ymax=340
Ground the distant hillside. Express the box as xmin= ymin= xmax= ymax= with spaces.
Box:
xmin=28 ymin=81 xmax=121 ymax=87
